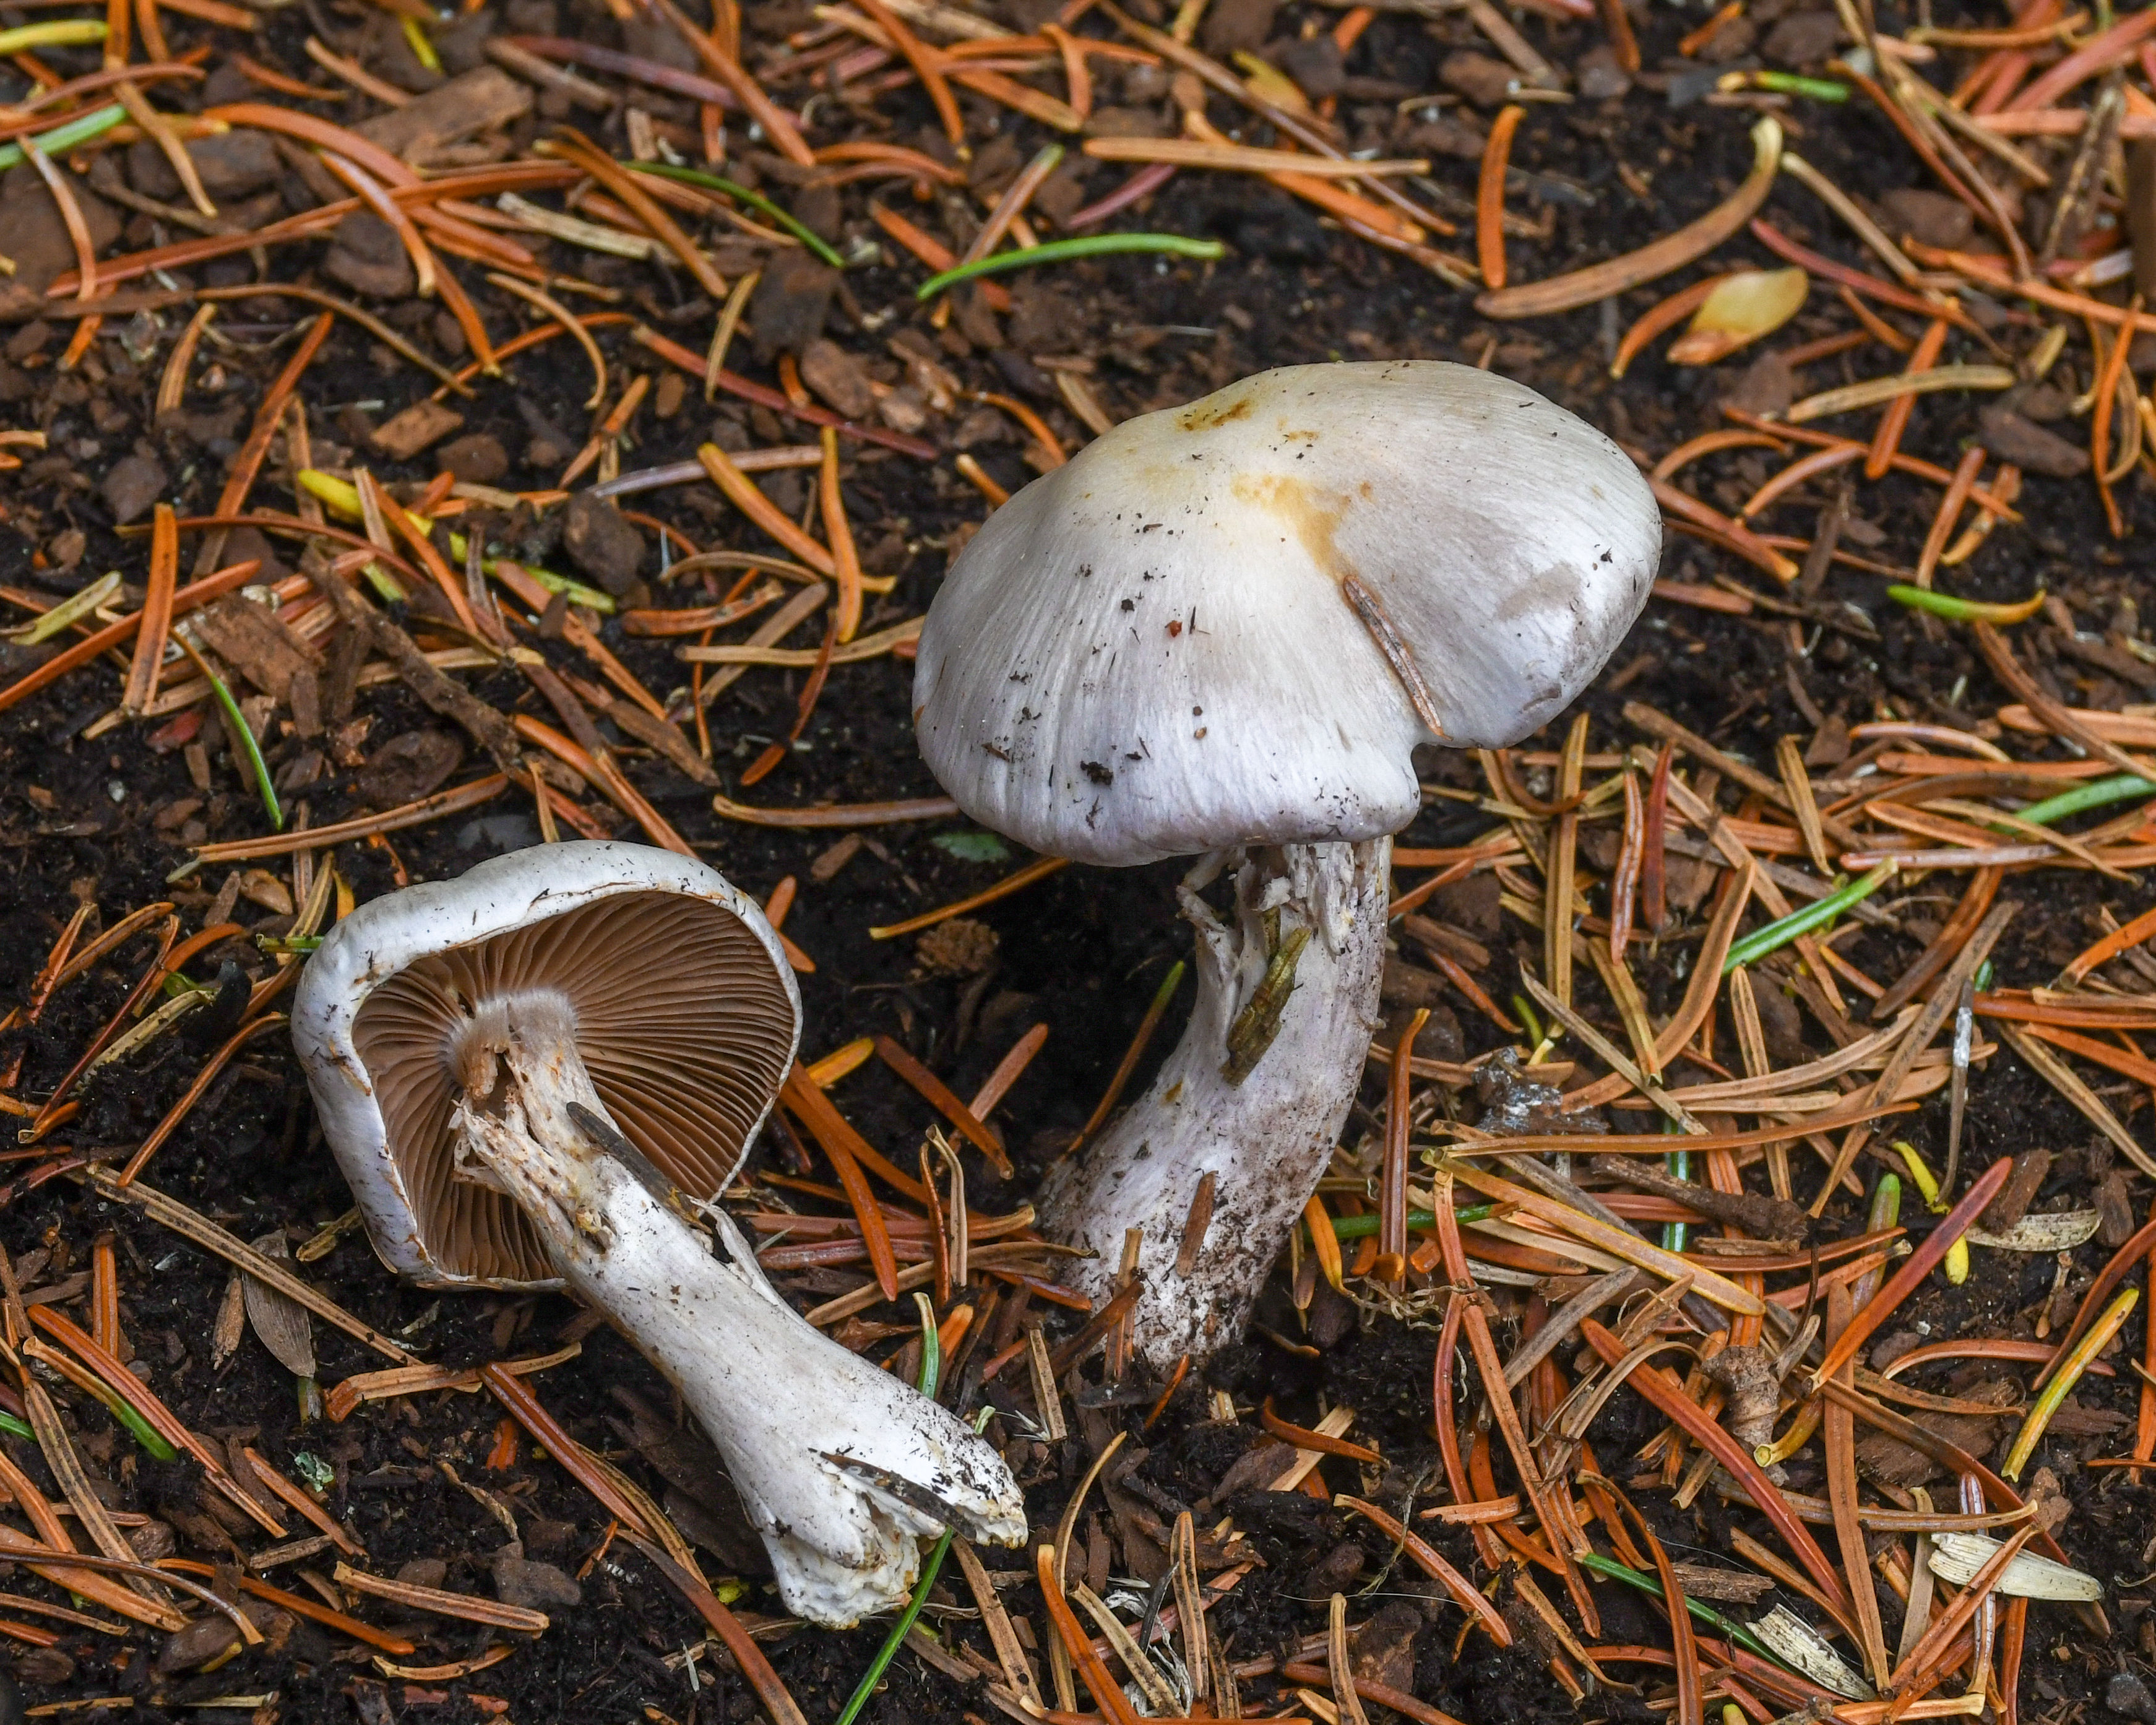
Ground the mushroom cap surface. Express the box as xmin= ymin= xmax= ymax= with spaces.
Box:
xmin=293 ymin=841 xmax=801 ymax=1289
xmin=914 ymin=361 xmax=1660 ymax=865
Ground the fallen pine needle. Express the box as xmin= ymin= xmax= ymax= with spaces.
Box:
xmin=334 ymin=1562 xmax=551 ymax=1633
xmin=870 ymin=855 xmax=1069 ymax=938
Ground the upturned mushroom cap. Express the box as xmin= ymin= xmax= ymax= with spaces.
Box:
xmin=914 ymin=361 xmax=1660 ymax=865
xmin=294 ymin=842 xmax=801 ymax=1289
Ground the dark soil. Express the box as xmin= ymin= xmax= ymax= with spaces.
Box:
xmin=2 ymin=0 xmax=2154 ymax=1718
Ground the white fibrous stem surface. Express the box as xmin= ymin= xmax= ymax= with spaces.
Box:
xmin=1039 ymin=838 xmax=1389 ymax=1369
xmin=444 ymin=992 xmax=1025 ymax=1628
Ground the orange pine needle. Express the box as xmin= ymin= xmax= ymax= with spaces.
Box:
xmin=123 ymin=504 xmax=180 ymax=714
xmin=2092 ymin=296 xmax=2142 ymax=537
xmin=1865 ymin=318 xmax=1947 ymax=479
xmin=868 ymin=855 xmax=1069 ymax=941
xmin=89 ymin=1235 xmax=118 ymax=1359
xmin=1913 ymin=445 xmax=1985 ymax=587
xmin=781 ymin=1065 xmax=900 ymax=1301
xmin=697 ymin=443 xmax=837 ymax=576
xmin=1378 ymin=1008 xmax=1425 ymax=1283
xmin=1612 ymin=275 xmax=1730 ymax=379
xmin=820 ymin=428 xmax=865 ymax=642
xmin=1478 ymin=105 xmax=1525 ymax=292
xmin=856 ymin=0 xmax=965 ymax=152
xmin=873 ymin=1035 xmax=1014 ymax=1178
xmin=1808 ymin=1156 xmax=2013 ymax=1388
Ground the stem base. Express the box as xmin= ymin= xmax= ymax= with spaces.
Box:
xmin=1040 ymin=838 xmax=1390 ymax=1369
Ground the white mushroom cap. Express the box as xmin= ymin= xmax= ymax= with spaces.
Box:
xmin=914 ymin=361 xmax=1660 ymax=865
xmin=294 ymin=841 xmax=801 ymax=1289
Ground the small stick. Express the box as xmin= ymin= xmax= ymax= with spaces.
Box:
xmin=1103 ymin=2 xmax=1448 ymax=244
xmin=1303 ymin=1193 xmax=1345 ymax=1295
xmin=19 ymin=1377 xmax=172 ymax=1608
xmin=488 ymin=274 xmax=605 ymax=409
xmin=1140 ymin=1354 xmax=1187 ymax=1430
xmin=88 ymin=1236 xmax=117 ymax=1359
xmin=559 ymin=373 xmax=650 ymax=488
xmin=548 ymin=129 xmax=729 ymax=301
xmin=1429 ymin=1174 xmax=1596 ymax=1629
xmin=1597 ymin=0 xmax=1639 ymax=71
xmin=1861 ymin=899 xmax=2017 ymax=1112
xmin=1886 ymin=1526 xmax=2037 ymax=1692
xmin=1871 ymin=867 xmax=2001 ymax=1024
xmin=20 ymin=137 xmax=97 ymax=306
xmin=0 ymin=1533 xmax=222 ymax=1637
xmin=1025 ymin=1324 xmax=1066 ymax=1441
xmin=337 ymin=1563 xmax=546 ymax=1633
xmin=739 ymin=602 xmax=838 ymax=787
xmin=954 ymin=1536 xmax=1043 ymax=1706
xmin=1603 ymin=1480 xmax=1702 ymax=1725
xmin=22 ymin=903 xmax=94 ymax=1025
xmin=697 ymin=443 xmax=837 ymax=576
xmin=1083 ymin=137 xmax=1428 ymax=179
xmin=1641 ymin=741 xmax=1673 ymax=932
xmin=1995 ymin=1021 xmax=2155 ymax=1178
xmin=154 ymin=302 xmax=214 ymax=420
xmin=186 ymin=775 xmax=510 ymax=865
xmin=1261 ymin=1400 xmax=1379 ymax=1463
xmin=1779 ymin=150 xmax=1928 ymax=290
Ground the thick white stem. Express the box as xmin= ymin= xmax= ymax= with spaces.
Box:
xmin=1038 ymin=838 xmax=1390 ymax=1370
xmin=446 ymin=994 xmax=1025 ymax=1628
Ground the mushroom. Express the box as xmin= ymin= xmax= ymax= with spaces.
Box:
xmin=293 ymin=841 xmax=1025 ymax=1625
xmin=913 ymin=361 xmax=1660 ymax=1367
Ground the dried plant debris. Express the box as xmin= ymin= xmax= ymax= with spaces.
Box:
xmin=1 ymin=0 xmax=2154 ymax=1718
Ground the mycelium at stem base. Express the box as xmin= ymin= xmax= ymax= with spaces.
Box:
xmin=446 ymin=992 xmax=1026 ymax=1628
xmin=1038 ymin=838 xmax=1389 ymax=1371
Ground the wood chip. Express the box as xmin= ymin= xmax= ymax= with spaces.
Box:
xmin=353 ymin=66 xmax=533 ymax=164
xmin=370 ymin=400 xmax=466 ymax=462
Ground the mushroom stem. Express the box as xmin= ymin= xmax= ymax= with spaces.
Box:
xmin=1038 ymin=838 xmax=1391 ymax=1368
xmin=444 ymin=993 xmax=1025 ymax=1627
